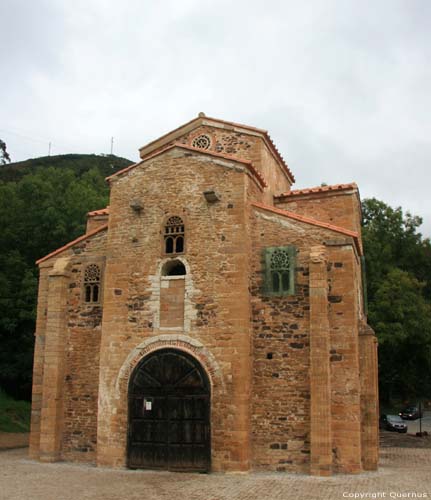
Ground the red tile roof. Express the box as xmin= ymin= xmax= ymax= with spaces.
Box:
xmin=106 ymin=142 xmax=268 ymax=189
xmin=87 ymin=206 xmax=110 ymax=216
xmin=202 ymin=115 xmax=294 ymax=183
xmin=251 ymin=201 xmax=362 ymax=255
xmin=36 ymin=224 xmax=108 ymax=265
xmin=275 ymin=183 xmax=358 ymax=199
xmin=137 ymin=114 xmax=295 ymax=183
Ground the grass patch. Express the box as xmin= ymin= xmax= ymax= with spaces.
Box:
xmin=0 ymin=389 xmax=31 ymax=433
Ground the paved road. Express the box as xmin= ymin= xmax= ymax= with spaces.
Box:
xmin=381 ymin=410 xmax=431 ymax=434
xmin=404 ymin=414 xmax=431 ymax=434
xmin=1 ymin=447 xmax=430 ymax=500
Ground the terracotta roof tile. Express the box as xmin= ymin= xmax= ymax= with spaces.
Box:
xmin=87 ymin=206 xmax=110 ymax=216
xmin=275 ymin=183 xmax=358 ymax=199
xmin=36 ymin=224 xmax=108 ymax=265
xmin=251 ymin=201 xmax=362 ymax=255
xmin=203 ymin=116 xmax=295 ymax=183
xmin=107 ymin=142 xmax=268 ymax=189
xmin=137 ymin=115 xmax=295 ymax=183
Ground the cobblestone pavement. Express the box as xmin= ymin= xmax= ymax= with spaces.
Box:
xmin=1 ymin=447 xmax=430 ymax=500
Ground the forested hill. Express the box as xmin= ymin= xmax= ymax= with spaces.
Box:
xmin=0 ymin=153 xmax=133 ymax=182
xmin=0 ymin=153 xmax=133 ymax=399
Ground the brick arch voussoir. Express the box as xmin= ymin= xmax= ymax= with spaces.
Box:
xmin=115 ymin=335 xmax=225 ymax=400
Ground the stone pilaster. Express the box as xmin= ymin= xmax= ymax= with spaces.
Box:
xmin=309 ymin=245 xmax=332 ymax=476
xmin=29 ymin=266 xmax=49 ymax=459
xmin=39 ymin=258 xmax=71 ymax=462
xmin=359 ymin=322 xmax=379 ymax=470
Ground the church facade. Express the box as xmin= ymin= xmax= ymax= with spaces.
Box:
xmin=29 ymin=114 xmax=379 ymax=475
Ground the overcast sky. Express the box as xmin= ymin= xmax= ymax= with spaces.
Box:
xmin=1 ymin=0 xmax=430 ymax=234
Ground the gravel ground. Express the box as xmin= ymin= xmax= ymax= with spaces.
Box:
xmin=0 ymin=446 xmax=430 ymax=500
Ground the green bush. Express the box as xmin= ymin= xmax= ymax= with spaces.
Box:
xmin=0 ymin=388 xmax=31 ymax=432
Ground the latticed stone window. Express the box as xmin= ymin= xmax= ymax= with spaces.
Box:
xmin=164 ymin=216 xmax=185 ymax=254
xmin=263 ymin=246 xmax=296 ymax=296
xmin=191 ymin=134 xmax=211 ymax=150
xmin=83 ymin=264 xmax=101 ymax=303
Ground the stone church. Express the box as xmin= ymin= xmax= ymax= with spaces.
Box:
xmin=29 ymin=114 xmax=379 ymax=476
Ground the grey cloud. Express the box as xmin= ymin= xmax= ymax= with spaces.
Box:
xmin=1 ymin=0 xmax=430 ymax=233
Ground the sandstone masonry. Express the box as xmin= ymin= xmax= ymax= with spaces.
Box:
xmin=29 ymin=114 xmax=379 ymax=475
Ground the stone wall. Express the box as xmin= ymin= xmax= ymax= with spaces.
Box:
xmin=250 ymin=210 xmax=316 ymax=472
xmin=30 ymin=119 xmax=377 ymax=475
xmin=159 ymin=276 xmax=185 ymax=328
xmin=149 ymin=124 xmax=292 ymax=203
xmin=97 ymin=150 xmax=253 ymax=471
xmin=86 ymin=213 xmax=108 ymax=233
xmin=326 ymin=243 xmax=362 ymax=473
xmin=276 ymin=189 xmax=362 ymax=235
xmin=250 ymin=206 xmax=366 ymax=474
xmin=30 ymin=230 xmax=107 ymax=462
xmin=62 ymin=254 xmax=105 ymax=462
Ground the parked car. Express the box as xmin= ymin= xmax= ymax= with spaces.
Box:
xmin=380 ymin=414 xmax=408 ymax=433
xmin=399 ymin=406 xmax=422 ymax=420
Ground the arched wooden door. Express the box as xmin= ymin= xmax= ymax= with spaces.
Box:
xmin=127 ymin=349 xmax=211 ymax=472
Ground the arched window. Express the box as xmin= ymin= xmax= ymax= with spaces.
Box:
xmin=164 ymin=216 xmax=185 ymax=254
xmin=162 ymin=259 xmax=186 ymax=276
xmin=83 ymin=264 xmax=101 ymax=304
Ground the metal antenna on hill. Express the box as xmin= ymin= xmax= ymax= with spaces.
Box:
xmin=48 ymin=142 xmax=52 ymax=156
xmin=110 ymin=137 xmax=114 ymax=156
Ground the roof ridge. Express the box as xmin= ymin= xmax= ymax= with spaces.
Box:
xmin=275 ymin=182 xmax=358 ymax=199
xmin=197 ymin=115 xmax=295 ymax=183
xmin=88 ymin=206 xmax=110 ymax=216
xmin=202 ymin=115 xmax=268 ymax=135
xmin=137 ymin=115 xmax=295 ymax=183
xmin=36 ymin=224 xmax=109 ymax=265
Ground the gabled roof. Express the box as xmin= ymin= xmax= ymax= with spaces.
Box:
xmin=36 ymin=224 xmax=108 ymax=265
xmin=251 ymin=201 xmax=362 ymax=255
xmin=275 ymin=182 xmax=358 ymax=200
xmin=106 ymin=142 xmax=268 ymax=189
xmin=136 ymin=114 xmax=295 ymax=183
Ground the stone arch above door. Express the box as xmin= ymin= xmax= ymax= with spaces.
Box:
xmin=115 ymin=335 xmax=226 ymax=399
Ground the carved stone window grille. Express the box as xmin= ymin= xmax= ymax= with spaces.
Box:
xmin=164 ymin=216 xmax=185 ymax=254
xmin=263 ymin=246 xmax=296 ymax=296
xmin=191 ymin=134 xmax=211 ymax=150
xmin=83 ymin=264 xmax=101 ymax=303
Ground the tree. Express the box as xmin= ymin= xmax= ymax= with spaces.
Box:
xmin=369 ymin=269 xmax=431 ymax=401
xmin=362 ymin=198 xmax=431 ymax=403
xmin=362 ymin=198 xmax=431 ymax=296
xmin=0 ymin=153 xmax=133 ymax=399
xmin=0 ymin=166 xmax=109 ymax=398
xmin=0 ymin=140 xmax=10 ymax=165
